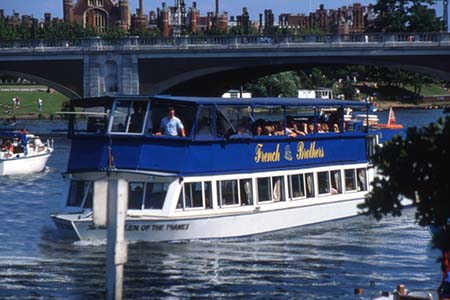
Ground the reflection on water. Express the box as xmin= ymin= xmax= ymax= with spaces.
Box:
xmin=0 ymin=110 xmax=445 ymax=299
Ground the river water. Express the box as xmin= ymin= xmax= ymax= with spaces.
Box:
xmin=0 ymin=109 xmax=446 ymax=300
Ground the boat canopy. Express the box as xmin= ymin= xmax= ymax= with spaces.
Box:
xmin=67 ymin=95 xmax=370 ymax=139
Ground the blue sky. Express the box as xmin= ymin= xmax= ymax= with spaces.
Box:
xmin=0 ymin=0 xmax=446 ymax=20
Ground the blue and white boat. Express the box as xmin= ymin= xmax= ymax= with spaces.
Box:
xmin=52 ymin=96 xmax=379 ymax=241
xmin=0 ymin=127 xmax=54 ymax=176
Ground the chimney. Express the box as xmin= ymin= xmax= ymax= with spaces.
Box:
xmin=118 ymin=0 xmax=130 ymax=30
xmin=215 ymin=0 xmax=219 ymax=16
xmin=139 ymin=0 xmax=143 ymax=16
xmin=63 ymin=0 xmax=73 ymax=22
xmin=162 ymin=2 xmax=170 ymax=37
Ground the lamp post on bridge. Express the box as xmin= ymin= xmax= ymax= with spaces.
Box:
xmin=445 ymin=0 xmax=449 ymax=32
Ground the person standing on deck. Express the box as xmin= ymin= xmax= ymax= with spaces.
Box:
xmin=157 ymin=107 xmax=185 ymax=137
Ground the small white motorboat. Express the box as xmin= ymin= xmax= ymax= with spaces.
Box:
xmin=0 ymin=127 xmax=54 ymax=176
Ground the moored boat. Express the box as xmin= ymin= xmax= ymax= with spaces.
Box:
xmin=52 ymin=96 xmax=381 ymax=241
xmin=0 ymin=127 xmax=54 ymax=176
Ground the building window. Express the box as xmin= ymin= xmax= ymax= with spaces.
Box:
xmin=89 ymin=0 xmax=95 ymax=6
xmin=97 ymin=0 xmax=103 ymax=6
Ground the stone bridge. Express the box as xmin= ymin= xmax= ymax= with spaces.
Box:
xmin=0 ymin=32 xmax=449 ymax=98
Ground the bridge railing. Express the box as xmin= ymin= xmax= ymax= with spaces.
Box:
xmin=0 ymin=32 xmax=449 ymax=50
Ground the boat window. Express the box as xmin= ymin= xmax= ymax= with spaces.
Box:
xmin=285 ymin=107 xmax=315 ymax=136
xmin=344 ymin=169 xmax=357 ymax=191
xmin=239 ymin=179 xmax=253 ymax=206
xmin=272 ymin=176 xmax=285 ymax=202
xmin=195 ymin=106 xmax=214 ymax=140
xmin=184 ymin=182 xmax=204 ymax=208
xmin=204 ymin=181 xmax=213 ymax=209
xmin=150 ymin=103 xmax=196 ymax=137
xmin=357 ymin=168 xmax=367 ymax=191
xmin=218 ymin=180 xmax=239 ymax=206
xmin=318 ymin=171 xmax=330 ymax=195
xmin=330 ymin=170 xmax=342 ymax=194
xmin=289 ymin=174 xmax=306 ymax=199
xmin=305 ymin=173 xmax=315 ymax=198
xmin=257 ymin=177 xmax=272 ymax=202
xmin=82 ymin=185 xmax=93 ymax=208
xmin=144 ymin=182 xmax=168 ymax=209
xmin=69 ymin=104 xmax=111 ymax=135
xmin=217 ymin=105 xmax=252 ymax=139
xmin=110 ymin=100 xmax=148 ymax=134
xmin=128 ymin=182 xmax=144 ymax=209
xmin=253 ymin=106 xmax=284 ymax=136
xmin=67 ymin=181 xmax=92 ymax=207
xmin=178 ymin=181 xmax=212 ymax=210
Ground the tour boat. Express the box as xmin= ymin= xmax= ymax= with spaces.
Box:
xmin=52 ymin=96 xmax=380 ymax=241
xmin=0 ymin=127 xmax=54 ymax=176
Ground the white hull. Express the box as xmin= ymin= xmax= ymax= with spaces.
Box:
xmin=52 ymin=195 xmax=365 ymax=242
xmin=0 ymin=152 xmax=51 ymax=176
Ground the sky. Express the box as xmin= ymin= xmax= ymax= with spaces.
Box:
xmin=0 ymin=0 xmax=446 ymax=21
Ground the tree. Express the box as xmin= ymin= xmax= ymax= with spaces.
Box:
xmin=361 ymin=117 xmax=450 ymax=286
xmin=245 ymin=72 xmax=300 ymax=97
xmin=368 ymin=0 xmax=443 ymax=32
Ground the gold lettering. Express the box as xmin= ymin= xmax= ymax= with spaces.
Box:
xmin=254 ymin=144 xmax=281 ymax=163
xmin=296 ymin=141 xmax=325 ymax=160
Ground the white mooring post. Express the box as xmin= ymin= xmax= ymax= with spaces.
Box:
xmin=93 ymin=176 xmax=128 ymax=300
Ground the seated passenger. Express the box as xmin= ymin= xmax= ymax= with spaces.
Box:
xmin=230 ymin=127 xmax=252 ymax=139
xmin=332 ymin=123 xmax=340 ymax=133
xmin=255 ymin=125 xmax=263 ymax=136
xmin=156 ymin=107 xmax=186 ymax=137
xmin=306 ymin=124 xmax=315 ymax=134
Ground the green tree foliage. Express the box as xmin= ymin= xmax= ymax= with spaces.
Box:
xmin=369 ymin=0 xmax=443 ymax=32
xmin=362 ymin=117 xmax=450 ymax=228
xmin=245 ymin=71 xmax=300 ymax=97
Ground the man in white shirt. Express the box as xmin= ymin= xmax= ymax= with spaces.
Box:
xmin=158 ymin=107 xmax=185 ymax=137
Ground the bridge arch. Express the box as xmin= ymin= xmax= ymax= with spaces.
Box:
xmin=146 ymin=57 xmax=450 ymax=96
xmin=0 ymin=70 xmax=82 ymax=99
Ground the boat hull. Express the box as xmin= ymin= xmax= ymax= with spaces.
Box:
xmin=0 ymin=152 xmax=52 ymax=176
xmin=52 ymin=196 xmax=365 ymax=242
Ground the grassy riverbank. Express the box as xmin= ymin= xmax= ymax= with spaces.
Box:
xmin=0 ymin=87 xmax=68 ymax=119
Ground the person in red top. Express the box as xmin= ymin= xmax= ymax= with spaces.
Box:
xmin=439 ymin=226 xmax=450 ymax=300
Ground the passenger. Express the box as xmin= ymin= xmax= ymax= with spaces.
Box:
xmin=333 ymin=123 xmax=340 ymax=133
xmin=129 ymin=105 xmax=145 ymax=133
xmin=306 ymin=124 xmax=315 ymax=134
xmin=255 ymin=125 xmax=263 ymax=136
xmin=4 ymin=140 xmax=13 ymax=153
xmin=156 ymin=107 xmax=186 ymax=137
xmin=264 ymin=124 xmax=274 ymax=136
xmin=230 ymin=127 xmax=252 ymax=139
xmin=322 ymin=123 xmax=329 ymax=133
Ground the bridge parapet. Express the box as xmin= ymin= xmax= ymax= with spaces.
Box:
xmin=0 ymin=32 xmax=449 ymax=52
